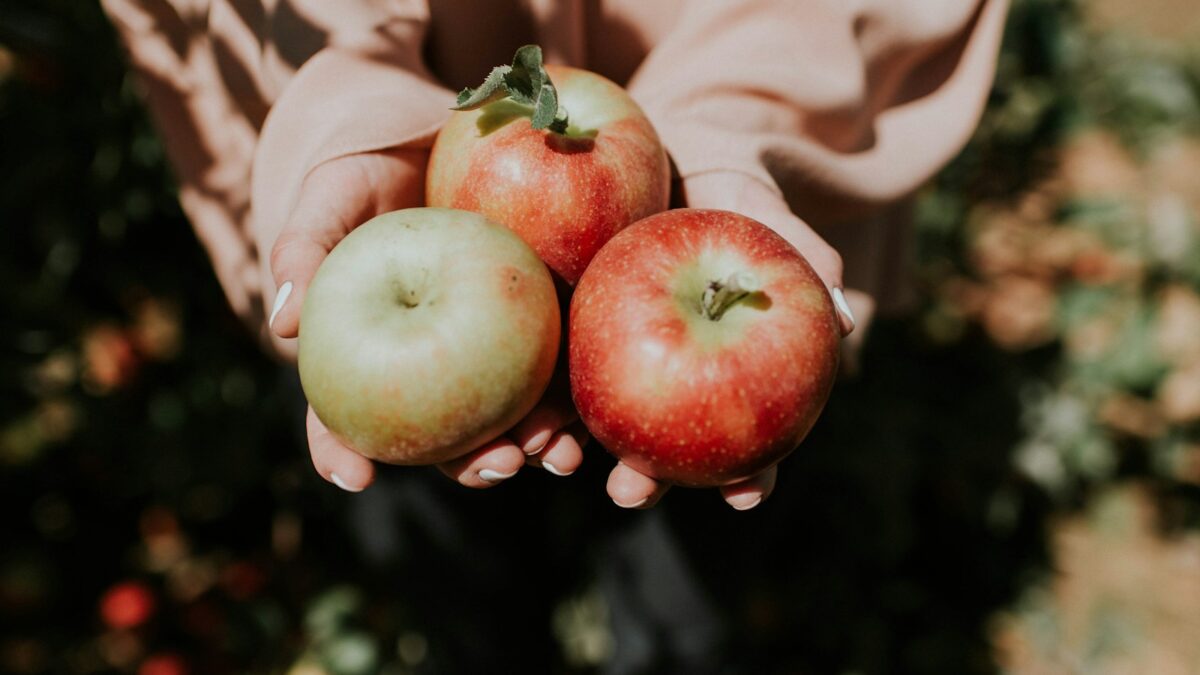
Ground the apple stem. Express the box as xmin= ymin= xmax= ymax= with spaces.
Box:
xmin=701 ymin=272 xmax=761 ymax=321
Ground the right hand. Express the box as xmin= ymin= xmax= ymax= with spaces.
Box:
xmin=265 ymin=148 xmax=585 ymax=492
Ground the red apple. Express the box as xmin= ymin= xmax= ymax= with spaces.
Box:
xmin=298 ymin=208 xmax=560 ymax=465
xmin=569 ymin=209 xmax=841 ymax=487
xmin=426 ymin=47 xmax=670 ymax=285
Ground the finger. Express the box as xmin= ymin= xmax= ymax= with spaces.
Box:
xmin=436 ymin=436 xmax=526 ymax=488
xmin=509 ymin=396 xmax=579 ymax=455
xmin=606 ymin=461 xmax=670 ymax=509
xmin=682 ymin=172 xmax=855 ymax=336
xmin=266 ymin=149 xmax=427 ymax=340
xmin=732 ymin=194 xmax=855 ymax=337
xmin=529 ymin=421 xmax=589 ymax=477
xmin=306 ymin=406 xmax=375 ymax=492
xmin=719 ymin=466 xmax=778 ymax=511
xmin=267 ymin=168 xmax=372 ymax=340
xmin=839 ymin=289 xmax=875 ymax=377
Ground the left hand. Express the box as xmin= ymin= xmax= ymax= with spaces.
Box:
xmin=604 ymin=171 xmax=857 ymax=511
xmin=264 ymin=149 xmax=587 ymax=492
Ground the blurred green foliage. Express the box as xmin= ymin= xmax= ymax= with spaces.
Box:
xmin=1 ymin=0 xmax=1199 ymax=674
xmin=920 ymin=0 xmax=1200 ymax=503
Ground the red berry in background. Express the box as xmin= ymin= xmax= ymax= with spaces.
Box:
xmin=139 ymin=653 xmax=188 ymax=675
xmin=100 ymin=581 xmax=156 ymax=629
xmin=219 ymin=561 xmax=266 ymax=600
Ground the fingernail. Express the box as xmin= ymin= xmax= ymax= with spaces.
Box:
xmin=269 ymin=281 xmax=293 ymax=330
xmin=831 ymin=287 xmax=855 ymax=333
xmin=330 ymin=472 xmax=363 ymax=493
xmin=543 ymin=460 xmax=573 ymax=477
xmin=730 ymin=495 xmax=763 ymax=511
xmin=613 ymin=496 xmax=648 ymax=509
xmin=478 ymin=468 xmax=518 ymax=484
xmin=523 ymin=430 xmax=553 ymax=455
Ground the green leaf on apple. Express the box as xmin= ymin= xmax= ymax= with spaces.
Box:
xmin=451 ymin=44 xmax=568 ymax=133
xmin=505 ymin=44 xmax=544 ymax=105
xmin=531 ymin=83 xmax=558 ymax=131
xmin=454 ymin=65 xmax=512 ymax=109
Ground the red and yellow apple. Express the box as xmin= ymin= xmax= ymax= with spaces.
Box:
xmin=426 ymin=58 xmax=670 ymax=285
xmin=298 ymin=207 xmax=560 ymax=465
xmin=569 ymin=209 xmax=841 ymax=487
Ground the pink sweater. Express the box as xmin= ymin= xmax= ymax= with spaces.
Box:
xmin=102 ymin=0 xmax=1008 ymax=339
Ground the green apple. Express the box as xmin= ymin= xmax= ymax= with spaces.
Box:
xmin=298 ymin=207 xmax=561 ymax=465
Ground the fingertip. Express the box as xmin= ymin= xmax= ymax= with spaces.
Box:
xmin=306 ymin=407 xmax=375 ymax=492
xmin=331 ymin=469 xmax=374 ymax=493
xmin=720 ymin=466 xmax=778 ymax=511
xmin=437 ymin=437 xmax=525 ymax=488
xmin=607 ymin=461 xmax=668 ymax=509
xmin=831 ymin=287 xmax=856 ymax=337
xmin=267 ymin=236 xmax=328 ymax=339
xmin=521 ymin=429 xmax=554 ymax=456
xmin=534 ymin=422 xmax=588 ymax=477
xmin=268 ymin=280 xmax=294 ymax=334
xmin=510 ymin=399 xmax=579 ymax=455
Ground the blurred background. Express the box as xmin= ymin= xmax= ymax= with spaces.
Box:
xmin=3 ymin=0 xmax=1200 ymax=673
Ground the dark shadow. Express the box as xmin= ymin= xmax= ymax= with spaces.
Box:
xmin=211 ymin=35 xmax=270 ymax=129
xmin=226 ymin=0 xmax=265 ymax=43
xmin=581 ymin=0 xmax=653 ymax=86
xmin=475 ymin=99 xmax=531 ymax=136
xmin=741 ymin=291 xmax=772 ymax=313
xmin=422 ymin=0 xmax=536 ymax=90
xmin=269 ymin=0 xmax=328 ymax=71
xmin=645 ymin=319 xmax=1052 ymax=674
xmin=543 ymin=131 xmax=595 ymax=154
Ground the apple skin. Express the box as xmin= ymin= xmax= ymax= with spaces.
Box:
xmin=298 ymin=207 xmax=560 ymax=465
xmin=569 ymin=209 xmax=841 ymax=487
xmin=426 ymin=64 xmax=670 ymax=285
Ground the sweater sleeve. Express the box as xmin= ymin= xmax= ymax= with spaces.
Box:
xmin=101 ymin=0 xmax=264 ymax=323
xmin=102 ymin=0 xmax=456 ymax=337
xmin=248 ymin=2 xmax=454 ymax=283
xmin=626 ymin=0 xmax=1008 ymax=228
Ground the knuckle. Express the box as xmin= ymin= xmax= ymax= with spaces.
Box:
xmin=268 ymin=236 xmax=300 ymax=277
xmin=806 ymin=245 xmax=844 ymax=283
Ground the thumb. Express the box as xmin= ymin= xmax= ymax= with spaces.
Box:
xmin=746 ymin=198 xmax=855 ymax=337
xmin=266 ymin=150 xmax=427 ymax=342
xmin=682 ymin=172 xmax=855 ymax=336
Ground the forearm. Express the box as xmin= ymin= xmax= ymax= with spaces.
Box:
xmin=628 ymin=0 xmax=1008 ymax=228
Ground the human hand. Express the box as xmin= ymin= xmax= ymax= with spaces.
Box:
xmin=264 ymin=148 xmax=585 ymax=492
xmin=603 ymin=171 xmax=858 ymax=511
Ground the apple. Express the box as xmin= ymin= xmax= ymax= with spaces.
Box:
xmin=426 ymin=45 xmax=670 ymax=285
xmin=298 ymin=207 xmax=560 ymax=465
xmin=569 ymin=209 xmax=841 ymax=487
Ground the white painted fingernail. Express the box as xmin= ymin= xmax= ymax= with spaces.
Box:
xmin=269 ymin=281 xmax=293 ymax=330
xmin=478 ymin=468 xmax=518 ymax=484
xmin=613 ymin=496 xmax=648 ymax=509
xmin=330 ymin=473 xmax=363 ymax=493
xmin=730 ymin=495 xmax=763 ymax=511
xmin=543 ymin=460 xmax=573 ymax=477
xmin=523 ymin=430 xmax=553 ymax=455
xmin=831 ymin=287 xmax=855 ymax=332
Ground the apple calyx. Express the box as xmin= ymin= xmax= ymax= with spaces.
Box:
xmin=701 ymin=272 xmax=761 ymax=321
xmin=451 ymin=44 xmax=570 ymax=134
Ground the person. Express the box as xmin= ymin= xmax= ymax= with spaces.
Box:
xmin=102 ymin=0 xmax=1007 ymax=509
xmin=103 ymin=0 xmax=1008 ymax=669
